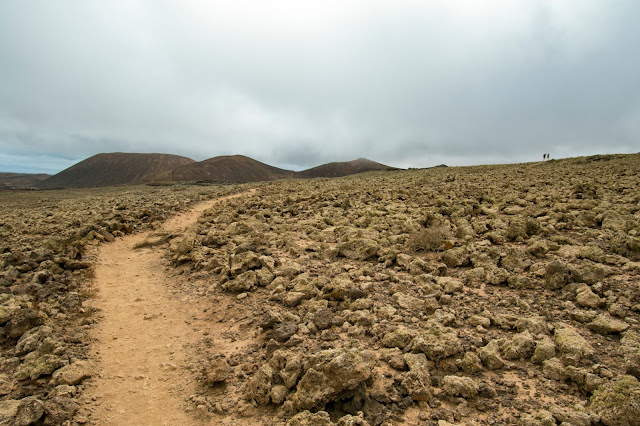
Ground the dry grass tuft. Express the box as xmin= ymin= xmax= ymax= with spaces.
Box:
xmin=407 ymin=225 xmax=452 ymax=251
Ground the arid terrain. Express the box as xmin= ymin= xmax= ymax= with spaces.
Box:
xmin=0 ymin=173 xmax=50 ymax=190
xmin=32 ymin=152 xmax=395 ymax=188
xmin=1 ymin=153 xmax=639 ymax=425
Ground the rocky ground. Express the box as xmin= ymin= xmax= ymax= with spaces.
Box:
xmin=165 ymin=154 xmax=640 ymax=425
xmin=0 ymin=183 xmax=241 ymax=424
xmin=1 ymin=153 xmax=639 ymax=425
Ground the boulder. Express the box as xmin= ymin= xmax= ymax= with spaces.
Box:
xmin=516 ymin=316 xmax=549 ymax=335
xmin=439 ymin=277 xmax=464 ymax=294
xmin=590 ymin=375 xmax=640 ymax=426
xmin=554 ymin=324 xmax=594 ymax=365
xmin=401 ymin=353 xmax=432 ymax=401
xmin=545 ymin=260 xmax=570 ymax=290
xmin=338 ymin=239 xmax=379 ymax=261
xmin=457 ymin=352 xmax=483 ymax=374
xmin=441 ymin=247 xmax=469 ymax=268
xmin=291 ymin=348 xmax=375 ymax=410
xmin=501 ymin=331 xmax=535 ymax=360
xmin=4 ymin=308 xmax=44 ymax=340
xmin=442 ymin=375 xmax=479 ymax=398
xmin=393 ymin=293 xmax=427 ymax=311
xmin=322 ymin=278 xmax=355 ymax=301
xmin=52 ymin=360 xmax=93 ymax=386
xmin=273 ymin=321 xmax=298 ymax=343
xmin=337 ymin=414 xmax=371 ymax=426
xmin=311 ymin=309 xmax=334 ymax=331
xmin=269 ymin=350 xmax=303 ymax=389
xmin=410 ymin=322 xmax=463 ymax=361
xmin=230 ymin=251 xmax=261 ymax=276
xmin=15 ymin=326 xmax=53 ymax=356
xmin=287 ymin=410 xmax=334 ymax=426
xmin=542 ymin=358 xmax=568 ymax=382
xmin=14 ymin=352 xmax=66 ymax=381
xmin=577 ymin=245 xmax=606 ymax=263
xmin=0 ymin=397 xmax=44 ymax=426
xmin=223 ymin=270 xmax=257 ymax=293
xmin=576 ymin=288 xmax=604 ymax=308
xmin=620 ymin=331 xmax=640 ymax=379
xmin=588 ymin=313 xmax=630 ymax=335
xmin=478 ymin=340 xmax=505 ymax=370
xmin=382 ymin=328 xmax=417 ymax=350
xmin=43 ymin=396 xmax=78 ymax=426
xmin=203 ymin=358 xmax=232 ymax=385
xmin=246 ymin=364 xmax=275 ymax=405
xmin=531 ymin=336 xmax=556 ymax=364
xmin=550 ymin=405 xmax=595 ymax=426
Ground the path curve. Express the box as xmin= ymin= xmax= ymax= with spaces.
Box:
xmin=81 ymin=191 xmax=250 ymax=425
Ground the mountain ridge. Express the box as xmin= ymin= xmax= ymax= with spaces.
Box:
xmin=38 ymin=153 xmax=195 ymax=188
xmin=34 ymin=152 xmax=397 ymax=188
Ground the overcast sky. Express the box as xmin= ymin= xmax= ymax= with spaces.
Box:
xmin=1 ymin=1 xmax=639 ymax=174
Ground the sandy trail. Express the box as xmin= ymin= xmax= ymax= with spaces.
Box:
xmin=81 ymin=192 xmax=250 ymax=425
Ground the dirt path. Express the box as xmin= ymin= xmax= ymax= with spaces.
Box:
xmin=80 ymin=192 xmax=250 ymax=425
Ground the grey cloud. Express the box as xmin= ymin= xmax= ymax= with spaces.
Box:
xmin=0 ymin=1 xmax=639 ymax=174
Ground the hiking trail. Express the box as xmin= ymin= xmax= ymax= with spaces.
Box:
xmin=80 ymin=192 xmax=250 ymax=425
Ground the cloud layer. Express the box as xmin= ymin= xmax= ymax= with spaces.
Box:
xmin=1 ymin=0 xmax=639 ymax=173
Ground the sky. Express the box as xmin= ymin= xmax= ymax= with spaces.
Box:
xmin=1 ymin=1 xmax=639 ymax=174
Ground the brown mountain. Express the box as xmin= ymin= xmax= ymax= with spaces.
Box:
xmin=39 ymin=153 xmax=195 ymax=188
xmin=171 ymin=155 xmax=295 ymax=183
xmin=0 ymin=173 xmax=51 ymax=189
xmin=296 ymin=158 xmax=396 ymax=179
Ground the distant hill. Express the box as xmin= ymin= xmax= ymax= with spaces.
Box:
xmin=39 ymin=153 xmax=195 ymax=188
xmin=0 ymin=173 xmax=51 ymax=189
xmin=171 ymin=155 xmax=295 ymax=183
xmin=296 ymin=158 xmax=395 ymax=178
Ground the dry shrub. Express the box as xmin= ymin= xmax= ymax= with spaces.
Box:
xmin=407 ymin=225 xmax=452 ymax=252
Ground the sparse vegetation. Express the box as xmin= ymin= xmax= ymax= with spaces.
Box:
xmin=406 ymin=226 xmax=452 ymax=252
xmin=1 ymin=153 xmax=640 ymax=425
xmin=166 ymin=153 xmax=640 ymax=425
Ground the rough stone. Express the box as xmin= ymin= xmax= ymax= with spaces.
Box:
xmin=246 ymin=364 xmax=275 ymax=405
xmin=51 ymin=360 xmax=93 ymax=386
xmin=620 ymin=331 xmax=640 ymax=379
xmin=291 ymin=348 xmax=375 ymax=410
xmin=478 ymin=340 xmax=505 ymax=370
xmin=43 ymin=396 xmax=78 ymax=426
xmin=337 ymin=413 xmax=371 ymax=426
xmin=441 ymin=247 xmax=469 ymax=268
xmin=439 ymin=277 xmax=464 ymax=294
xmin=14 ymin=352 xmax=66 ymax=381
xmin=203 ymin=358 xmax=232 ymax=385
xmin=554 ymin=324 xmax=594 ymax=365
xmin=410 ymin=322 xmax=462 ymax=361
xmin=542 ymin=358 xmax=568 ymax=382
xmin=456 ymin=352 xmax=483 ymax=374
xmin=576 ymin=288 xmax=604 ymax=308
xmin=545 ymin=260 xmax=570 ymax=290
xmin=338 ymin=239 xmax=379 ymax=261
xmin=588 ymin=313 xmax=630 ymax=335
xmin=590 ymin=375 xmax=640 ymax=426
xmin=500 ymin=330 xmax=535 ymax=360
xmin=382 ymin=328 xmax=417 ymax=350
xmin=287 ymin=410 xmax=334 ymax=426
xmin=223 ymin=270 xmax=258 ymax=293
xmin=0 ymin=397 xmax=44 ymax=426
xmin=401 ymin=353 xmax=432 ymax=401
xmin=531 ymin=336 xmax=556 ymax=364
xmin=442 ymin=375 xmax=479 ymax=398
